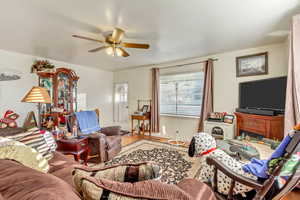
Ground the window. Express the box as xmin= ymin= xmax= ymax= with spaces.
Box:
xmin=160 ymin=72 xmax=204 ymax=117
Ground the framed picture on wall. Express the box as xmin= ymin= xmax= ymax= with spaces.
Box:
xmin=236 ymin=52 xmax=268 ymax=77
xmin=142 ymin=105 xmax=149 ymax=113
xmin=223 ymin=115 xmax=235 ymax=124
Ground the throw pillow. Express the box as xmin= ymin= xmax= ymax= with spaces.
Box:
xmin=82 ymin=178 xmax=192 ymax=200
xmin=73 ymin=162 xmax=161 ymax=190
xmin=0 ymin=137 xmax=49 ymax=173
xmin=6 ymin=128 xmax=53 ymax=160
xmin=73 ymin=162 xmax=192 ymax=200
xmin=41 ymin=130 xmax=57 ymax=152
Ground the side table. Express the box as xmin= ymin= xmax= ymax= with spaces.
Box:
xmin=131 ymin=114 xmax=151 ymax=136
xmin=56 ymin=137 xmax=90 ymax=165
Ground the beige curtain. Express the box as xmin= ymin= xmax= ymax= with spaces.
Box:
xmin=198 ymin=59 xmax=214 ymax=132
xmin=284 ymin=15 xmax=300 ymax=135
xmin=151 ymin=68 xmax=160 ymax=133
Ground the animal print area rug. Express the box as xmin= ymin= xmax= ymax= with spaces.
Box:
xmin=105 ymin=140 xmax=202 ymax=184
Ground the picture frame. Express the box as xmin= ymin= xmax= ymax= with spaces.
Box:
xmin=223 ymin=114 xmax=235 ymax=124
xmin=236 ymin=52 xmax=268 ymax=77
xmin=141 ymin=105 xmax=149 ymax=113
xmin=23 ymin=111 xmax=38 ymax=130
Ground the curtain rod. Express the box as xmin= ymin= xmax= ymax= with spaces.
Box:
xmin=160 ymin=58 xmax=218 ymax=70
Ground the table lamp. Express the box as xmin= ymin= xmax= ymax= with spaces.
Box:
xmin=21 ymin=86 xmax=51 ymax=128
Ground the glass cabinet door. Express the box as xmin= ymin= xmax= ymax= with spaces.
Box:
xmin=39 ymin=77 xmax=53 ymax=122
xmin=39 ymin=77 xmax=53 ymax=99
xmin=57 ymin=72 xmax=71 ymax=112
xmin=73 ymin=81 xmax=78 ymax=112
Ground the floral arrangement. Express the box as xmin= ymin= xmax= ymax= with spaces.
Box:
xmin=31 ymin=60 xmax=55 ymax=73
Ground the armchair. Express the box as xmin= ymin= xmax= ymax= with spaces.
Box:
xmin=74 ymin=109 xmax=122 ymax=163
xmin=206 ymin=133 xmax=300 ymax=200
xmin=85 ymin=126 xmax=122 ymax=163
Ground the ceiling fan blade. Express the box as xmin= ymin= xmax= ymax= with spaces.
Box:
xmin=72 ymin=35 xmax=104 ymax=43
xmin=117 ymin=47 xmax=130 ymax=57
xmin=88 ymin=46 xmax=108 ymax=52
xmin=111 ymin=28 xmax=125 ymax=43
xmin=121 ymin=42 xmax=150 ymax=49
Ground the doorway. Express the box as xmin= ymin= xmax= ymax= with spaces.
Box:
xmin=114 ymin=82 xmax=129 ymax=123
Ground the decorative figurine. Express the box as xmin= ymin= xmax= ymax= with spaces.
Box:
xmin=0 ymin=110 xmax=19 ymax=128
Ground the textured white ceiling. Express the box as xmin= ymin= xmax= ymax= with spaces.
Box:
xmin=0 ymin=0 xmax=299 ymax=71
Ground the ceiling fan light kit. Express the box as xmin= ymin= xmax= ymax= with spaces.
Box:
xmin=115 ymin=48 xmax=123 ymax=57
xmin=72 ymin=27 xmax=150 ymax=57
xmin=106 ymin=46 xmax=114 ymax=56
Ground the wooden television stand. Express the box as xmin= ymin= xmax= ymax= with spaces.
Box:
xmin=235 ymin=112 xmax=284 ymax=140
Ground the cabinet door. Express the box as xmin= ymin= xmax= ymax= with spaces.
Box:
xmin=39 ymin=77 xmax=53 ymax=124
xmin=241 ymin=117 xmax=266 ymax=135
xmin=53 ymin=69 xmax=78 ymax=128
xmin=57 ymin=72 xmax=72 ymax=112
xmin=73 ymin=81 xmax=78 ymax=112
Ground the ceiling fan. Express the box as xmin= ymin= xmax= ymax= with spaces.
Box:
xmin=72 ymin=28 xmax=150 ymax=57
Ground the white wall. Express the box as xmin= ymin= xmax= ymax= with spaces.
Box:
xmin=0 ymin=49 xmax=114 ymax=127
xmin=114 ymin=43 xmax=289 ymax=141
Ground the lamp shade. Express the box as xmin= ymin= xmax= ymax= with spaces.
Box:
xmin=21 ymin=86 xmax=51 ymax=103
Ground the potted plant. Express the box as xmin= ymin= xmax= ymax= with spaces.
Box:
xmin=31 ymin=60 xmax=55 ymax=73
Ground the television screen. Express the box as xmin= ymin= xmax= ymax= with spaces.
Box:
xmin=239 ymin=76 xmax=287 ymax=111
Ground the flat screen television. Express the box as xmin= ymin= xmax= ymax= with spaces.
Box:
xmin=239 ymin=76 xmax=287 ymax=112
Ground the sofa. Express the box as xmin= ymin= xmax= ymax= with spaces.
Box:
xmin=0 ymin=152 xmax=215 ymax=200
xmin=0 ymin=151 xmax=81 ymax=200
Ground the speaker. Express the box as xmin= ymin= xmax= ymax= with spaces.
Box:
xmin=235 ymin=108 xmax=275 ymax=116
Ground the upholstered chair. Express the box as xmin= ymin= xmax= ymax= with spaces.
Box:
xmin=74 ymin=109 xmax=122 ymax=163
